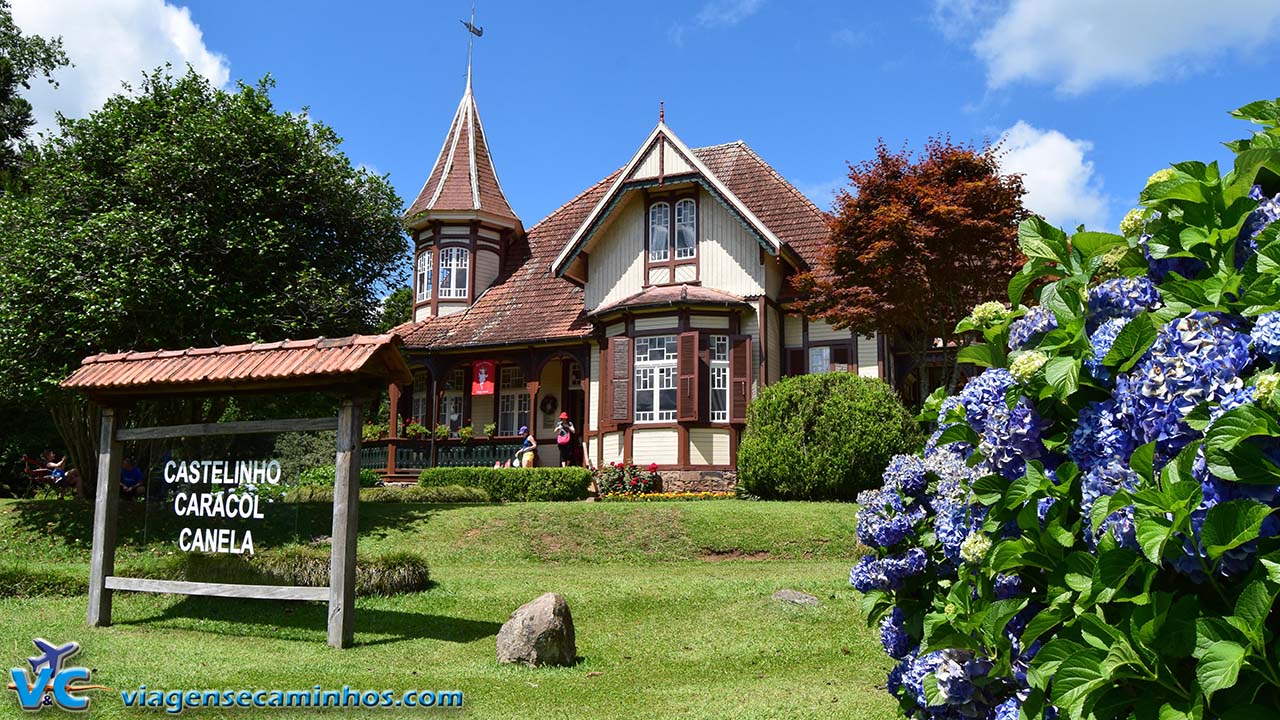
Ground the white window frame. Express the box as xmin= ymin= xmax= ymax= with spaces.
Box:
xmin=634 ymin=335 xmax=678 ymax=423
xmin=437 ymin=368 xmax=466 ymax=432
xmin=674 ymin=198 xmax=697 ymax=259
xmin=438 ymin=246 xmax=469 ymax=299
xmin=710 ymin=335 xmax=729 ymax=423
xmin=415 ymin=249 xmax=432 ymax=303
xmin=648 ymin=202 xmax=670 ymax=262
xmin=498 ymin=366 xmax=530 ymax=437
xmin=411 ymin=370 xmax=429 ymax=422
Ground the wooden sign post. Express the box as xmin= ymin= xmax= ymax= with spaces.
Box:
xmin=62 ymin=335 xmax=413 ymax=650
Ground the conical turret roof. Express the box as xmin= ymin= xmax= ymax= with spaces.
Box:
xmin=405 ymin=82 xmax=520 ymax=231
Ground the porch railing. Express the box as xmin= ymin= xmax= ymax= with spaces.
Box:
xmin=360 ymin=438 xmax=525 ymax=472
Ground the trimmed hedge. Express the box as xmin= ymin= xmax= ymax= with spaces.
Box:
xmin=297 ymin=464 xmax=379 ymax=488
xmin=737 ymin=373 xmax=920 ymax=501
xmin=418 ymin=466 xmax=591 ymax=501
xmin=284 ymin=484 xmax=490 ymax=504
xmin=182 ymin=546 xmax=430 ymax=596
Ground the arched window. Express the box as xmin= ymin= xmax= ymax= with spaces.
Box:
xmin=438 ymin=247 xmax=469 ymax=299
xmin=648 ymin=202 xmax=670 ymax=262
xmin=674 ymin=198 xmax=696 ymax=259
xmin=415 ymin=250 xmax=432 ymax=303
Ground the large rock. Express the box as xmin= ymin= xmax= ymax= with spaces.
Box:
xmin=496 ymin=592 xmax=576 ymax=667
xmin=773 ymin=588 xmax=820 ymax=607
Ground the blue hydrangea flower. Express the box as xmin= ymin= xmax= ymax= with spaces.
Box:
xmin=1236 ymin=185 xmax=1280 ymax=267
xmin=880 ymin=607 xmax=912 ymax=660
xmin=1008 ymin=307 xmax=1058 ymax=350
xmin=1114 ymin=311 xmax=1251 ymax=467
xmin=994 ymin=698 xmax=1021 ymax=720
xmin=1087 ymin=276 xmax=1161 ymax=332
xmin=883 ymin=454 xmax=928 ymax=497
xmin=856 ymin=487 xmax=927 ymax=550
xmin=977 ymin=397 xmax=1046 ymax=480
xmin=849 ymin=549 xmax=927 ymax=592
xmin=994 ymin=573 xmax=1023 ymax=600
xmin=1080 ymin=461 xmax=1140 ymax=550
xmin=1084 ymin=317 xmax=1129 ymax=382
xmin=1068 ymin=400 xmax=1134 ymax=472
xmin=1251 ymin=311 xmax=1280 ymax=365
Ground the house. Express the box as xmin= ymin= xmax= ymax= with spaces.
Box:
xmin=374 ymin=75 xmax=890 ymax=490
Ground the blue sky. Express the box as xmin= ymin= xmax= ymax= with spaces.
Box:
xmin=12 ymin=1 xmax=1280 ymax=233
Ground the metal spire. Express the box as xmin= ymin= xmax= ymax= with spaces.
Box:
xmin=461 ymin=5 xmax=483 ymax=92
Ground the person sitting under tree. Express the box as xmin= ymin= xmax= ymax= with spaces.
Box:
xmin=119 ymin=457 xmax=145 ymax=501
xmin=40 ymin=449 xmax=81 ymax=498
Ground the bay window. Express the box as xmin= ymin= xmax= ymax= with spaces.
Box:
xmin=415 ymin=250 xmax=432 ymax=302
xmin=634 ymin=335 xmax=678 ymax=422
xmin=648 ymin=202 xmax=670 ymax=261
xmin=710 ymin=334 xmax=729 ymax=422
xmin=674 ymin=198 xmax=697 ymax=259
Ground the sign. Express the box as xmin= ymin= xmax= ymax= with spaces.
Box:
xmin=163 ymin=458 xmax=282 ymax=556
xmin=472 ymin=360 xmax=495 ymax=396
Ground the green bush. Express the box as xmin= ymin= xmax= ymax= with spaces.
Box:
xmin=284 ymin=484 xmax=490 ymax=504
xmin=737 ymin=373 xmax=919 ymax=501
xmin=182 ymin=545 xmax=430 ymax=596
xmin=419 ymin=467 xmax=591 ymax=501
xmin=296 ymin=464 xmax=379 ymax=488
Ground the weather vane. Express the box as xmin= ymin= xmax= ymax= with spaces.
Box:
xmin=461 ymin=5 xmax=483 ymax=90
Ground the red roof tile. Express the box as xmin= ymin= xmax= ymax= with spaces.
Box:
xmin=592 ymin=284 xmax=747 ymax=316
xmin=61 ymin=334 xmax=412 ymax=396
xmin=405 ymin=86 xmax=519 ymax=227
xmin=399 ymin=141 xmax=830 ymax=351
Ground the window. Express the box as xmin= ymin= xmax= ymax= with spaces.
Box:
xmin=411 ymin=370 xmax=430 ymax=422
xmin=710 ymin=335 xmax=729 ymax=422
xmin=415 ymin=250 xmax=432 ymax=303
xmin=808 ymin=346 xmax=831 ymax=375
xmin=498 ymin=366 xmax=530 ymax=436
xmin=674 ymin=198 xmax=697 ymax=259
xmin=437 ymin=368 xmax=465 ymax=432
xmin=648 ymin=202 xmax=670 ymax=261
xmin=438 ymin=247 xmax=469 ymax=299
xmin=634 ymin=335 xmax=678 ymax=422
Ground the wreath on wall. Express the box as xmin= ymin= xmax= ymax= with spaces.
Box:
xmin=539 ymin=395 xmax=558 ymax=415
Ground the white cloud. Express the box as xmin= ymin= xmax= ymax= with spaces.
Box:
xmin=796 ymin=176 xmax=845 ymax=211
xmin=937 ymin=0 xmax=1280 ymax=94
xmin=695 ymin=0 xmax=765 ymax=27
xmin=10 ymin=0 xmax=229 ymax=134
xmin=998 ymin=121 xmax=1109 ymax=230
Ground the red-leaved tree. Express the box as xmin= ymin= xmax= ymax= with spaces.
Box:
xmin=795 ymin=137 xmax=1028 ymax=402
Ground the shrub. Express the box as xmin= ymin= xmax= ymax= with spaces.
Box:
xmin=419 ymin=467 xmax=591 ymax=501
xmin=595 ymin=461 xmax=660 ymax=495
xmin=599 ymin=491 xmax=734 ymax=502
xmin=285 ymin=484 xmax=490 ymax=504
xmin=361 ymin=422 xmax=386 ymax=441
xmin=855 ymin=100 xmax=1280 ymax=720
xmin=296 ymin=465 xmax=379 ymax=488
xmin=272 ymin=430 xmax=337 ymax=481
xmin=737 ymin=373 xmax=919 ymax=501
xmin=183 ymin=545 xmax=430 ymax=596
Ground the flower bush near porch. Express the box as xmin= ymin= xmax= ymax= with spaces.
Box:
xmin=595 ymin=461 xmax=662 ymax=496
xmin=856 ymin=100 xmax=1280 ymax=720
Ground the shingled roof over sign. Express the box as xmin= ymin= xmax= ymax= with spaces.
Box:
xmin=396 ymin=140 xmax=830 ymax=352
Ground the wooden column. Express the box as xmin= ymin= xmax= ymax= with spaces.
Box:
xmin=385 ymin=382 xmax=400 ymax=477
xmin=88 ymin=406 xmax=125 ymax=627
xmin=329 ymin=396 xmax=363 ymax=648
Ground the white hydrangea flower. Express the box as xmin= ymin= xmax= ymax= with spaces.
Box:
xmin=1119 ymin=208 xmax=1145 ymax=238
xmin=1009 ymin=351 xmax=1049 ymax=383
xmin=1146 ymin=168 xmax=1176 ymax=186
xmin=969 ymin=301 xmax=1010 ymax=329
xmin=960 ymin=533 xmax=992 ymax=565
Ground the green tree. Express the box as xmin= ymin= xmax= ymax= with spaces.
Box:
xmin=377 ymin=286 xmax=412 ymax=332
xmin=0 ymin=67 xmax=407 ymax=484
xmin=0 ymin=0 xmax=69 ymax=187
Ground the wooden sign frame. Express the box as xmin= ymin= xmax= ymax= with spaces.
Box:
xmin=86 ymin=397 xmax=364 ymax=648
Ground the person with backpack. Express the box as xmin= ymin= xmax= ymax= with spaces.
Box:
xmin=554 ymin=412 xmax=576 ymax=467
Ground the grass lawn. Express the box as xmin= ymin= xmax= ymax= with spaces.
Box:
xmin=0 ymin=498 xmax=893 ymax=719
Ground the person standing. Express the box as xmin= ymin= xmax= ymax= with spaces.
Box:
xmin=554 ymin=412 xmax=576 ymax=467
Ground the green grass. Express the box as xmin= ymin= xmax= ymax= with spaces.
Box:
xmin=0 ymin=498 xmax=892 ymax=719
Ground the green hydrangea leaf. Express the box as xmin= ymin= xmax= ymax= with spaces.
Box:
xmin=1201 ymin=499 xmax=1274 ymax=561
xmin=1195 ymin=640 xmax=1246 ymax=698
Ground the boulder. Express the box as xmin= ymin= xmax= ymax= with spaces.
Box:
xmin=773 ymin=589 xmax=820 ymax=607
xmin=496 ymin=592 xmax=576 ymax=667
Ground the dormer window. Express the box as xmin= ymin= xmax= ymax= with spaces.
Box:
xmin=648 ymin=202 xmax=670 ymax=261
xmin=675 ymin=198 xmax=696 ymax=259
xmin=438 ymin=246 xmax=469 ymax=299
xmin=415 ymin=249 xmax=432 ymax=303
xmin=645 ymin=194 xmax=698 ymax=286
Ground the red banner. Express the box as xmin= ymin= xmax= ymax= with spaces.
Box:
xmin=472 ymin=360 xmax=495 ymax=396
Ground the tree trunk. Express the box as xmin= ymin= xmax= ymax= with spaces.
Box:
xmin=48 ymin=394 xmax=99 ymax=498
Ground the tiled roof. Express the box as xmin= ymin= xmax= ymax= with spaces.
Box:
xmin=61 ymin=335 xmax=412 ymax=395
xmin=405 ymin=85 xmax=519 ymax=227
xmin=592 ymin=284 xmax=748 ymax=317
xmin=398 ymin=141 xmax=830 ymax=351
xmin=693 ymin=141 xmax=831 ymax=275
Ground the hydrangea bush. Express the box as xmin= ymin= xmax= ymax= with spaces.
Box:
xmin=854 ymin=100 xmax=1280 ymax=720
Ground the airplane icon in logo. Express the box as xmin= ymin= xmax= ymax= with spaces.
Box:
xmin=27 ymin=639 xmax=80 ymax=674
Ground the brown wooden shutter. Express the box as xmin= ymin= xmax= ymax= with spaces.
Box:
xmin=608 ymin=336 xmax=632 ymax=425
xmin=677 ymin=331 xmax=700 ymax=422
xmin=599 ymin=343 xmax=616 ymax=433
xmin=730 ymin=334 xmax=751 ymax=423
xmin=786 ymin=348 xmax=805 ymax=377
